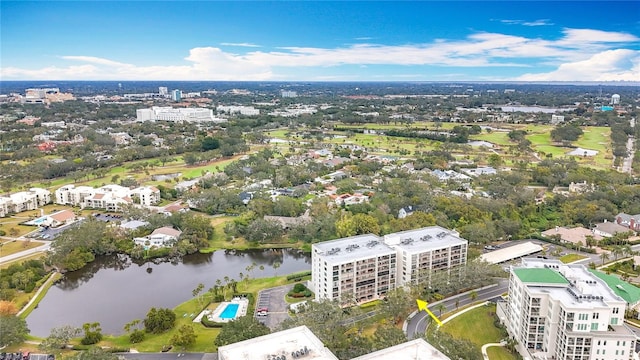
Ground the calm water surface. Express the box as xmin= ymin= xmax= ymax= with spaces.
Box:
xmin=27 ymin=249 xmax=310 ymax=336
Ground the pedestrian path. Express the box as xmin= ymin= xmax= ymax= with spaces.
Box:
xmin=17 ymin=271 xmax=57 ymax=316
xmin=481 ymin=342 xmax=506 ymax=360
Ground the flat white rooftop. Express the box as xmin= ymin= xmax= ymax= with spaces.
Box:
xmin=313 ymin=234 xmax=395 ymax=263
xmin=352 ymin=338 xmax=450 ymax=360
xmin=479 ymin=241 xmax=542 ymax=264
xmin=384 ymin=226 xmax=467 ymax=252
xmin=217 ymin=325 xmax=338 ymax=360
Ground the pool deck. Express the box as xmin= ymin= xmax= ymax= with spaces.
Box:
xmin=195 ymin=297 xmax=249 ymax=324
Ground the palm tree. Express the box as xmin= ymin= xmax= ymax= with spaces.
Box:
xmin=436 ymin=303 xmax=447 ymax=316
xmin=455 ymin=299 xmax=460 ymax=310
xmin=612 ymin=246 xmax=624 ymax=261
xmin=469 ymin=290 xmax=478 ymax=303
xmin=600 ymin=252 xmax=610 ymax=265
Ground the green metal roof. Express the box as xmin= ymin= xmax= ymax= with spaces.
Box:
xmin=514 ymin=268 xmax=569 ymax=285
xmin=589 ymin=269 xmax=640 ymax=305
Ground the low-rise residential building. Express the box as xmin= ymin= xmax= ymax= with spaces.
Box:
xmin=0 ymin=188 xmax=51 ymax=217
xmin=593 ymin=221 xmax=635 ymax=238
xmin=55 ymin=184 xmax=160 ymax=210
xmin=498 ymin=258 xmax=636 ymax=360
xmin=130 ymin=186 xmax=161 ymax=207
xmin=541 ymin=226 xmax=602 ymax=246
xmin=43 ymin=209 xmax=76 ymax=227
xmin=615 ymin=213 xmax=640 ymax=232
xmin=133 ymin=226 xmax=181 ymax=248
xmin=398 ymin=205 xmax=415 ymax=219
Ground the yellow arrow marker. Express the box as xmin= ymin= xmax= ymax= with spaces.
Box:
xmin=416 ymin=299 xmax=443 ymax=326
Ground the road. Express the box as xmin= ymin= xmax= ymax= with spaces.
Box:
xmin=621 ymin=117 xmax=635 ymax=174
xmin=116 ymin=353 xmax=217 ymax=360
xmin=0 ymin=241 xmax=50 ymax=265
xmin=405 ymin=279 xmax=509 ymax=339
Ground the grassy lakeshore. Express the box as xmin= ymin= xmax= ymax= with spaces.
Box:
xmin=98 ymin=273 xmax=308 ymax=353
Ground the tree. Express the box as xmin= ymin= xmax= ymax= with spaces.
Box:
xmin=0 ymin=300 xmax=18 ymax=316
xmin=171 ymin=324 xmax=197 ymax=350
xmin=372 ymin=324 xmax=407 ymax=351
xmin=80 ymin=322 xmax=103 ymax=345
xmin=39 ymin=325 xmax=80 ymax=352
xmin=379 ymin=287 xmax=413 ymax=324
xmin=469 ymin=290 xmax=478 ymax=303
xmin=215 ymin=315 xmax=270 ymax=346
xmin=67 ymin=347 xmax=119 ymax=360
xmin=192 ymin=283 xmax=205 ymax=308
xmin=600 ymin=252 xmax=610 ymax=265
xmin=0 ymin=315 xmax=29 ymax=347
xmin=123 ymin=319 xmax=145 ymax=343
xmin=144 ymin=307 xmax=176 ymax=334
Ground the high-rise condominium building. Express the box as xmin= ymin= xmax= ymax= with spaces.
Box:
xmin=499 ymin=258 xmax=635 ymax=360
xmin=312 ymin=226 xmax=468 ymax=303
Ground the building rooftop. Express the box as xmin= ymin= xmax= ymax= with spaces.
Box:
xmin=217 ymin=325 xmax=338 ymax=360
xmin=313 ymin=234 xmax=395 ymax=263
xmin=518 ymin=259 xmax=626 ymax=307
xmin=383 ymin=226 xmax=467 ymax=253
xmin=513 ymin=268 xmax=569 ymax=285
xmin=479 ymin=241 xmax=542 ymax=264
xmin=589 ymin=269 xmax=640 ymax=306
xmin=352 ymin=339 xmax=450 ymax=360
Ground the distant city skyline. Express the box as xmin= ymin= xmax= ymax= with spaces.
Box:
xmin=1 ymin=1 xmax=639 ymax=82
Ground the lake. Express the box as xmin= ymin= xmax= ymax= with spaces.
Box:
xmin=27 ymin=249 xmax=311 ymax=336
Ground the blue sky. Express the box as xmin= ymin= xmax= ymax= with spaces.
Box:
xmin=1 ymin=1 xmax=639 ymax=81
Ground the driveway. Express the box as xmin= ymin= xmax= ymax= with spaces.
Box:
xmin=255 ymin=284 xmax=295 ymax=330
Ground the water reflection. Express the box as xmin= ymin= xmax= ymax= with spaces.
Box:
xmin=27 ymin=249 xmax=310 ymax=336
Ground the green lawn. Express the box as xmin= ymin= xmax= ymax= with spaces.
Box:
xmin=0 ymin=239 xmax=41 ymax=257
xmin=101 ymin=273 xmax=303 ymax=353
xmin=442 ymin=304 xmax=505 ymax=348
xmin=487 ymin=346 xmax=517 ymax=360
xmin=559 ymin=253 xmax=587 ymax=264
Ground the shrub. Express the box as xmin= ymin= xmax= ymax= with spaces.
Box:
xmin=129 ymin=329 xmax=145 ymax=343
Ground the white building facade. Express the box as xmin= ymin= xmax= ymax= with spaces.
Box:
xmin=0 ymin=188 xmax=51 ymax=217
xmin=312 ymin=226 xmax=468 ymax=303
xmin=312 ymin=235 xmax=397 ymax=303
xmin=136 ymin=106 xmax=221 ymax=123
xmin=55 ymin=184 xmax=160 ymax=211
xmin=500 ymin=258 xmax=635 ymax=360
xmin=384 ymin=226 xmax=467 ymax=286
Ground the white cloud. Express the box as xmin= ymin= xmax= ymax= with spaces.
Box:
xmin=219 ymin=42 xmax=261 ymax=48
xmin=2 ymin=28 xmax=638 ymax=81
xmin=517 ymin=49 xmax=640 ymax=81
xmin=500 ymin=19 xmax=553 ymax=26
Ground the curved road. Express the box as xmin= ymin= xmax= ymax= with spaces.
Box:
xmin=405 ymin=279 xmax=509 ymax=339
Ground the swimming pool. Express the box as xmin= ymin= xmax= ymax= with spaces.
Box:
xmin=220 ymin=303 xmax=239 ymax=319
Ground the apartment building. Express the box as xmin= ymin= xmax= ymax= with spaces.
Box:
xmin=384 ymin=226 xmax=467 ymax=285
xmin=499 ymin=258 xmax=635 ymax=360
xmin=312 ymin=234 xmax=397 ymax=303
xmin=136 ymin=106 xmax=220 ymax=123
xmin=55 ymin=184 xmax=160 ymax=211
xmin=312 ymin=226 xmax=468 ymax=303
xmin=0 ymin=188 xmax=51 ymax=217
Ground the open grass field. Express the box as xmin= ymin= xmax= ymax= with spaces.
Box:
xmin=0 ymin=239 xmax=41 ymax=257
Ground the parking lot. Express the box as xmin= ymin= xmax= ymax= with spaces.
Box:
xmin=255 ymin=284 xmax=295 ymax=330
